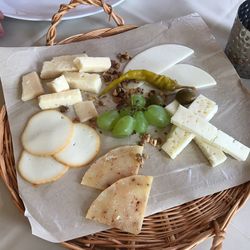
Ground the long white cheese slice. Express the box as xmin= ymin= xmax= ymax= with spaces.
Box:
xmin=38 ymin=89 xmax=82 ymax=110
xmin=171 ymin=105 xmax=218 ymax=142
xmin=40 ymin=53 xmax=87 ymax=79
xmin=212 ymin=130 xmax=249 ymax=161
xmin=194 ymin=138 xmax=227 ymax=167
xmin=64 ymin=72 xmax=102 ymax=94
xmin=171 ymin=105 xmax=250 ymax=161
xmin=73 ymin=57 xmax=111 ymax=73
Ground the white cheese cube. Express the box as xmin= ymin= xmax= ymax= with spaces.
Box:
xmin=73 ymin=57 xmax=111 ymax=72
xmin=194 ymin=138 xmax=227 ymax=167
xmin=38 ymin=89 xmax=82 ymax=110
xmin=64 ymin=72 xmax=102 ymax=94
xmin=212 ymin=130 xmax=249 ymax=161
xmin=171 ymin=105 xmax=218 ymax=142
xmin=74 ymin=101 xmax=98 ymax=123
xmin=40 ymin=53 xmax=87 ymax=79
xmin=47 ymin=75 xmax=70 ymax=93
xmin=21 ymin=72 xmax=44 ymax=101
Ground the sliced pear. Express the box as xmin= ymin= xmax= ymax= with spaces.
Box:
xmin=86 ymin=175 xmax=153 ymax=235
xmin=18 ymin=150 xmax=68 ymax=185
xmin=22 ymin=110 xmax=73 ymax=156
xmin=81 ymin=145 xmax=144 ymax=190
xmin=163 ymin=64 xmax=216 ymax=88
xmin=123 ymin=44 xmax=193 ymax=73
xmin=54 ymin=123 xmax=100 ymax=167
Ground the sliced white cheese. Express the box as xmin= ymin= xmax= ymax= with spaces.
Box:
xmin=74 ymin=101 xmax=98 ymax=123
xmin=47 ymin=75 xmax=70 ymax=93
xmin=194 ymin=138 xmax=227 ymax=167
xmin=73 ymin=57 xmax=111 ymax=72
xmin=40 ymin=53 xmax=87 ymax=79
xmin=123 ymin=44 xmax=194 ymax=73
xmin=212 ymin=130 xmax=249 ymax=161
xmin=162 ymin=125 xmax=194 ymax=159
xmin=21 ymin=72 xmax=44 ymax=101
xmin=38 ymin=89 xmax=82 ymax=110
xmin=64 ymin=72 xmax=102 ymax=94
xmin=163 ymin=64 xmax=216 ymax=89
xmin=163 ymin=95 xmax=223 ymax=164
xmin=171 ymin=105 xmax=218 ymax=142
xmin=171 ymin=105 xmax=249 ymax=161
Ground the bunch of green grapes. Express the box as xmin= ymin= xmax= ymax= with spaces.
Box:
xmin=97 ymin=94 xmax=171 ymax=138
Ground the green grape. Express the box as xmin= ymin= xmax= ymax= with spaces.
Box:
xmin=97 ymin=110 xmax=120 ymax=131
xmin=134 ymin=111 xmax=148 ymax=134
xmin=131 ymin=94 xmax=146 ymax=107
xmin=112 ymin=115 xmax=135 ymax=137
xmin=144 ymin=105 xmax=171 ymax=128
xmin=119 ymin=106 xmax=132 ymax=117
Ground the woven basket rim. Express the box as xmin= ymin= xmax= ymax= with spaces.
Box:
xmin=0 ymin=1 xmax=250 ymax=249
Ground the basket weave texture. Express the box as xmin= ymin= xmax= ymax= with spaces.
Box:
xmin=0 ymin=1 xmax=250 ymax=250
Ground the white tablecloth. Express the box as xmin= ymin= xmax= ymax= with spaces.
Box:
xmin=0 ymin=0 xmax=249 ymax=249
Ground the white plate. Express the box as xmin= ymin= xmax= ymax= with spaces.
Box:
xmin=0 ymin=0 xmax=125 ymax=21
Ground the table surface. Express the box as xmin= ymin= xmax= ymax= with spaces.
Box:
xmin=0 ymin=0 xmax=249 ymax=249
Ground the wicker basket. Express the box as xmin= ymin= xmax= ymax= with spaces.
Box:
xmin=1 ymin=1 xmax=250 ymax=249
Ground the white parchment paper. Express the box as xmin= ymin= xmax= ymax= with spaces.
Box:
xmin=0 ymin=14 xmax=249 ymax=242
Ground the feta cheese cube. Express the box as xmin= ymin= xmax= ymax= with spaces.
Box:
xmin=47 ymin=75 xmax=69 ymax=93
xmin=74 ymin=101 xmax=98 ymax=123
xmin=21 ymin=72 xmax=44 ymax=101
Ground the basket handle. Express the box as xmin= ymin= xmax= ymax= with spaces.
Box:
xmin=46 ymin=0 xmax=137 ymax=45
xmin=210 ymin=220 xmax=225 ymax=250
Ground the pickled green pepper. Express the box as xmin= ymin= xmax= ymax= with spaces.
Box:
xmin=99 ymin=69 xmax=185 ymax=96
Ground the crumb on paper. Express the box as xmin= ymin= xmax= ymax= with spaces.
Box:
xmin=117 ymin=52 xmax=132 ymax=62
